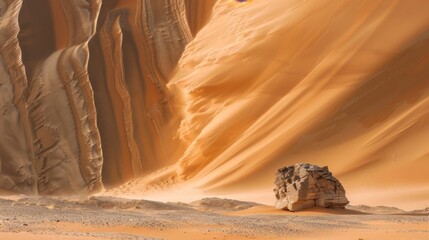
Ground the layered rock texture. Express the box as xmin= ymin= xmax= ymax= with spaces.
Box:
xmin=274 ymin=163 xmax=349 ymax=211
xmin=0 ymin=0 xmax=209 ymax=195
xmin=0 ymin=0 xmax=429 ymax=210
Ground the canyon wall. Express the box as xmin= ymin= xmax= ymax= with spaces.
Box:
xmin=0 ymin=0 xmax=210 ymax=194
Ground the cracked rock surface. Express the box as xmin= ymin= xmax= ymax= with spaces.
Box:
xmin=274 ymin=163 xmax=349 ymax=211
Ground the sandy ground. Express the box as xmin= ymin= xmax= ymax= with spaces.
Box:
xmin=0 ymin=196 xmax=427 ymax=240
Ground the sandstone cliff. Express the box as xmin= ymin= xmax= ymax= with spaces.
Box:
xmin=0 ymin=0 xmax=211 ymax=194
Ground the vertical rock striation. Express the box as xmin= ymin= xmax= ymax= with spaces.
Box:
xmin=88 ymin=0 xmax=194 ymax=186
xmin=0 ymin=0 xmax=213 ymax=193
xmin=0 ymin=0 xmax=36 ymax=194
xmin=24 ymin=0 xmax=104 ymax=194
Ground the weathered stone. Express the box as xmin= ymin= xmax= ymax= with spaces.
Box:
xmin=273 ymin=163 xmax=349 ymax=211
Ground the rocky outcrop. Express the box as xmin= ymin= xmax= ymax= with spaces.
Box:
xmin=274 ymin=163 xmax=349 ymax=211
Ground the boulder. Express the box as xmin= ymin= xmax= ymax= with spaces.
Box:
xmin=274 ymin=163 xmax=349 ymax=211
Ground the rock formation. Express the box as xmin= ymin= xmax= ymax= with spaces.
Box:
xmin=274 ymin=163 xmax=349 ymax=211
xmin=0 ymin=0 xmax=213 ymax=195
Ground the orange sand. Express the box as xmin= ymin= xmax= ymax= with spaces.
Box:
xmin=126 ymin=0 xmax=429 ymax=211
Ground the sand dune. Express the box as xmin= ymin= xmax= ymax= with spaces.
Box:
xmin=163 ymin=0 xmax=429 ymax=210
xmin=0 ymin=0 xmax=428 ymax=211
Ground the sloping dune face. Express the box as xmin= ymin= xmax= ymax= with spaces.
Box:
xmin=169 ymin=0 xmax=429 ymax=208
xmin=0 ymin=0 xmax=428 ymax=208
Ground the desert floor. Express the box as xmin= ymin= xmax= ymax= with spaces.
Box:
xmin=0 ymin=196 xmax=427 ymax=240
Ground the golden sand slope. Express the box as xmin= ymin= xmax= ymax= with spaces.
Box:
xmin=162 ymin=0 xmax=429 ymax=209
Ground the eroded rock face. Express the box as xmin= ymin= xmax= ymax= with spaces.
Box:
xmin=274 ymin=163 xmax=349 ymax=211
xmin=0 ymin=0 xmax=214 ymax=195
